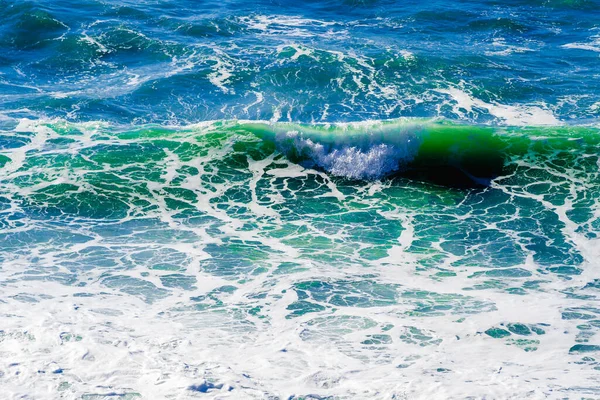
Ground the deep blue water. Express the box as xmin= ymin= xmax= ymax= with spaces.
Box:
xmin=1 ymin=0 xmax=599 ymax=124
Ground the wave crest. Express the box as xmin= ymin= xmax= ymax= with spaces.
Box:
xmin=273 ymin=124 xmax=422 ymax=180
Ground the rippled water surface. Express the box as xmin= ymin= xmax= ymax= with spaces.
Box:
xmin=1 ymin=0 xmax=600 ymax=399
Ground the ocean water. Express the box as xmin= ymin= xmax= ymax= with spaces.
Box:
xmin=1 ymin=0 xmax=600 ymax=398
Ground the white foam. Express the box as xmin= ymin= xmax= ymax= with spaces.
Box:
xmin=237 ymin=15 xmax=346 ymax=40
xmin=243 ymin=91 xmax=264 ymax=114
xmin=208 ymin=50 xmax=236 ymax=94
xmin=275 ymin=43 xmax=316 ymax=62
xmin=562 ymin=34 xmax=600 ymax=53
xmin=436 ymin=87 xmax=561 ymax=126
xmin=485 ymin=37 xmax=536 ymax=56
xmin=79 ymin=32 xmax=109 ymax=54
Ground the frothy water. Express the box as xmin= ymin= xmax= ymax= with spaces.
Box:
xmin=1 ymin=118 xmax=599 ymax=399
xmin=1 ymin=0 xmax=600 ymax=398
xmin=271 ymin=121 xmax=423 ymax=180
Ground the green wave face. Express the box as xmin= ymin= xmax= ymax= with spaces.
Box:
xmin=246 ymin=119 xmax=600 ymax=186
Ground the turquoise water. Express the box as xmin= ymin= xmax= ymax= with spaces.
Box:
xmin=1 ymin=1 xmax=600 ymax=399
